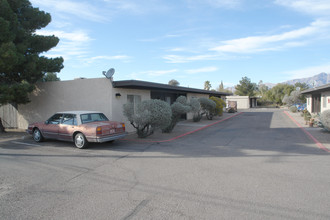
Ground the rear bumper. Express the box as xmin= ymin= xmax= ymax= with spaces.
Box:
xmin=86 ymin=132 xmax=128 ymax=143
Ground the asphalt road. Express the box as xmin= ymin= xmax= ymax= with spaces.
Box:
xmin=1 ymin=109 xmax=330 ymax=219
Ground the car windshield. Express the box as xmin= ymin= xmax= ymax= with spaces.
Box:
xmin=80 ymin=113 xmax=109 ymax=124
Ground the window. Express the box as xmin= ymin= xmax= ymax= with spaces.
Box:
xmin=62 ymin=114 xmax=77 ymax=125
xmin=47 ymin=114 xmax=62 ymax=124
xmin=127 ymin=95 xmax=141 ymax=113
xmin=80 ymin=113 xmax=109 ymax=124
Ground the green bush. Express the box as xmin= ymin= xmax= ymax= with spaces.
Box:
xmin=289 ymin=105 xmax=298 ymax=113
xmin=123 ymin=99 xmax=172 ymax=138
xmin=162 ymin=96 xmax=191 ymax=133
xmin=320 ymin=110 xmax=330 ymax=131
xmin=199 ymin=97 xmax=216 ymax=120
xmin=210 ymin=97 xmax=225 ymax=116
xmin=303 ymin=109 xmax=311 ymax=123
xmin=190 ymin=98 xmax=202 ymax=122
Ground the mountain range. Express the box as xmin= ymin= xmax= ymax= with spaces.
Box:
xmin=284 ymin=72 xmax=330 ymax=88
xmin=225 ymin=73 xmax=330 ymax=92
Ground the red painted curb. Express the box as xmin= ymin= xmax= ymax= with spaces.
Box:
xmin=122 ymin=112 xmax=244 ymax=143
xmin=284 ymin=111 xmax=330 ymax=152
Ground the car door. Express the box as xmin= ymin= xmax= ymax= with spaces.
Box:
xmin=58 ymin=114 xmax=78 ymax=141
xmin=42 ymin=114 xmax=63 ymax=139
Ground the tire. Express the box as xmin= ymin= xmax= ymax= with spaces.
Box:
xmin=33 ymin=128 xmax=44 ymax=142
xmin=74 ymin=133 xmax=88 ymax=149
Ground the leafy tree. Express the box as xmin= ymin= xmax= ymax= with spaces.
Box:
xmin=123 ymin=99 xmax=172 ymax=138
xmin=204 ymin=81 xmax=211 ymax=90
xmin=257 ymin=80 xmax=269 ymax=98
xmin=235 ymin=77 xmax=257 ymax=96
xmin=282 ymin=90 xmax=304 ymax=106
xmin=168 ymin=79 xmax=180 ymax=86
xmin=0 ymin=0 xmax=64 ymax=107
xmin=42 ymin=72 xmax=60 ymax=82
xmin=266 ymin=83 xmax=295 ymax=105
xmin=294 ymin=82 xmax=309 ymax=91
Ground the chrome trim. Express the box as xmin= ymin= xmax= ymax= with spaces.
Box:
xmin=86 ymin=132 xmax=128 ymax=143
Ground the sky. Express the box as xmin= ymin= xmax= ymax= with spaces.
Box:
xmin=30 ymin=0 xmax=330 ymax=89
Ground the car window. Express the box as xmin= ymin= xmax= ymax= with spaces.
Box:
xmin=62 ymin=114 xmax=77 ymax=125
xmin=80 ymin=113 xmax=109 ymax=124
xmin=47 ymin=114 xmax=62 ymax=124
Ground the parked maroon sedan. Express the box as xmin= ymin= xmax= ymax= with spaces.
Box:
xmin=27 ymin=111 xmax=127 ymax=149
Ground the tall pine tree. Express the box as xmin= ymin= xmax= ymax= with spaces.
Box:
xmin=0 ymin=0 xmax=64 ymax=107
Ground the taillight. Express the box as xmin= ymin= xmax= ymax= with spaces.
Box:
xmin=96 ymin=126 xmax=102 ymax=135
xmin=122 ymin=123 xmax=125 ymax=131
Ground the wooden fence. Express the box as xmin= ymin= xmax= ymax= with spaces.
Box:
xmin=0 ymin=104 xmax=18 ymax=128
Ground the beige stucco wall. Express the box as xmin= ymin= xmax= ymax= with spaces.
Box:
xmin=110 ymin=87 xmax=150 ymax=132
xmin=17 ymin=78 xmax=151 ymax=132
xmin=226 ymin=96 xmax=250 ymax=109
xmin=321 ymin=91 xmax=330 ymax=112
xmin=305 ymin=94 xmax=312 ymax=113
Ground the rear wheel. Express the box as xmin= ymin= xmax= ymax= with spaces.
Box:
xmin=33 ymin=128 xmax=44 ymax=142
xmin=74 ymin=133 xmax=88 ymax=149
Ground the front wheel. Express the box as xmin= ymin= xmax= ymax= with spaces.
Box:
xmin=33 ymin=128 xmax=44 ymax=142
xmin=74 ymin=133 xmax=88 ymax=149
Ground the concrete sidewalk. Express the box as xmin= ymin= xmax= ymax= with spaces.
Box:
xmin=122 ymin=112 xmax=242 ymax=142
xmin=284 ymin=110 xmax=330 ymax=152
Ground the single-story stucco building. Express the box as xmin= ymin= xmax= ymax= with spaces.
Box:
xmin=1 ymin=77 xmax=231 ymax=132
xmin=226 ymin=96 xmax=258 ymax=109
xmin=301 ymin=83 xmax=330 ymax=114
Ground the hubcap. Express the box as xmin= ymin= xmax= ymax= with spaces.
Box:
xmin=34 ymin=130 xmax=40 ymax=141
xmin=75 ymin=135 xmax=84 ymax=147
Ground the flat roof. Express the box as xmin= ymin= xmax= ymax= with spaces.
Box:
xmin=112 ymin=80 xmax=232 ymax=96
xmin=301 ymin=83 xmax=330 ymax=94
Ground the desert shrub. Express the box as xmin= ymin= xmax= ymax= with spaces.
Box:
xmin=289 ymin=105 xmax=298 ymax=113
xmin=190 ymin=97 xmax=202 ymax=122
xmin=163 ymin=96 xmax=192 ymax=133
xmin=320 ymin=110 xmax=330 ymax=131
xmin=123 ymin=99 xmax=172 ymax=138
xmin=303 ymin=109 xmax=311 ymax=124
xmin=199 ymin=97 xmax=216 ymax=120
xmin=210 ymin=97 xmax=225 ymax=116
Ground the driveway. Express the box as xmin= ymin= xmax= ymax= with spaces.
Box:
xmin=0 ymin=109 xmax=329 ymax=219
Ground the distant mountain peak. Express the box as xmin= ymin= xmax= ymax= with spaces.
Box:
xmin=284 ymin=72 xmax=330 ymax=87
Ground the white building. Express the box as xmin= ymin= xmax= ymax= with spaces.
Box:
xmin=301 ymin=83 xmax=330 ymax=114
xmin=226 ymin=96 xmax=258 ymax=109
xmin=1 ymin=77 xmax=231 ymax=132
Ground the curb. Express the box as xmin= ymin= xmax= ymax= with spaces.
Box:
xmin=122 ymin=112 xmax=244 ymax=143
xmin=284 ymin=111 xmax=330 ymax=153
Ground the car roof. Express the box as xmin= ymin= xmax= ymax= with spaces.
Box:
xmin=56 ymin=111 xmax=103 ymax=115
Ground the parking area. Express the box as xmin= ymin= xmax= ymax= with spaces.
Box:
xmin=1 ymin=109 xmax=330 ymax=219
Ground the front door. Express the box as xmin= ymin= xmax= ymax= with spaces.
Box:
xmin=312 ymin=94 xmax=321 ymax=113
xmin=42 ymin=114 xmax=62 ymax=139
xmin=58 ymin=114 xmax=78 ymax=141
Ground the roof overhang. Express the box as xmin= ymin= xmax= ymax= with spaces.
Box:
xmin=301 ymin=83 xmax=330 ymax=94
xmin=112 ymin=80 xmax=232 ymax=96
